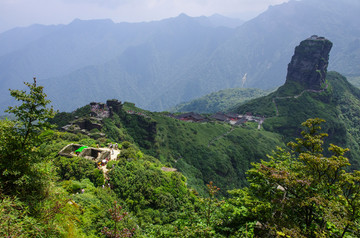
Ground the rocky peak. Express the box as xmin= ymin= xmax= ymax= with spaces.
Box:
xmin=285 ymin=35 xmax=333 ymax=90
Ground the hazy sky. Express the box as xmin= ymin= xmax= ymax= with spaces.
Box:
xmin=0 ymin=0 xmax=289 ymax=33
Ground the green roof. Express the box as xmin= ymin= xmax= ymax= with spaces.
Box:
xmin=75 ymin=146 xmax=88 ymax=153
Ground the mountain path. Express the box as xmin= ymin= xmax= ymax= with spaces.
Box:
xmin=208 ymin=127 xmax=235 ymax=147
xmin=272 ymin=83 xmax=329 ymax=116
xmin=100 ymin=149 xmax=120 ymax=180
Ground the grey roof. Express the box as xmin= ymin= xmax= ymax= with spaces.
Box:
xmin=211 ymin=113 xmax=229 ymax=121
xmin=224 ymin=112 xmax=239 ymax=118
xmin=175 ymin=112 xmax=205 ymax=121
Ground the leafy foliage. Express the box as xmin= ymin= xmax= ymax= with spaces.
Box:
xmin=6 ymin=78 xmax=56 ymax=147
xmin=0 ymin=196 xmax=39 ymax=237
xmin=228 ymin=118 xmax=360 ymax=237
xmin=200 ymin=181 xmax=224 ymax=227
xmin=102 ymin=201 xmax=136 ymax=238
xmin=54 ymin=156 xmax=104 ymax=187
xmin=109 ymin=156 xmax=196 ymax=225
xmin=0 ymin=78 xmax=55 ymax=200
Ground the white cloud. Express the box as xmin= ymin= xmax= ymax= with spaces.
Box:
xmin=60 ymin=0 xmax=132 ymax=8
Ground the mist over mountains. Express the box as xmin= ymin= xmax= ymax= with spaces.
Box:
xmin=0 ymin=0 xmax=359 ymax=112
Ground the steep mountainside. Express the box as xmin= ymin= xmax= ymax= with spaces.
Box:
xmin=133 ymin=0 xmax=360 ymax=110
xmin=0 ymin=15 xmax=236 ymax=112
xmin=42 ymin=15 xmax=234 ymax=112
xmin=178 ymin=0 xmax=359 ymax=92
xmin=1 ymin=0 xmax=360 ymax=112
xmin=233 ymin=36 xmax=360 ymax=167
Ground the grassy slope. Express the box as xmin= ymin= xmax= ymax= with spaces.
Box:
xmin=154 ymin=116 xmax=284 ymax=195
xmin=171 ymin=88 xmax=272 ymax=113
xmin=120 ymin=103 xmax=284 ymax=195
xmin=233 ymin=71 xmax=360 ymax=168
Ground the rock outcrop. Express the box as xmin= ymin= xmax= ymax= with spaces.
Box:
xmin=285 ymin=35 xmax=333 ymax=90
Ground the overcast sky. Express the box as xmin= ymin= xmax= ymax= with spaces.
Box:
xmin=0 ymin=0 xmax=289 ymax=33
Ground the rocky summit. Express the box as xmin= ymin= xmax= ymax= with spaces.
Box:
xmin=285 ymin=35 xmax=333 ymax=90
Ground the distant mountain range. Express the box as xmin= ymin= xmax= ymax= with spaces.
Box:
xmin=0 ymin=0 xmax=359 ymax=112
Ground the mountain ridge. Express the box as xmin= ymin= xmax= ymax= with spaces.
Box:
xmin=171 ymin=88 xmax=272 ymax=113
xmin=1 ymin=0 xmax=360 ymax=112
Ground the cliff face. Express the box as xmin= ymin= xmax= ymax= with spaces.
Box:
xmin=285 ymin=35 xmax=333 ymax=90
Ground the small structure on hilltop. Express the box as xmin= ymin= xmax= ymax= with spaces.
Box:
xmin=90 ymin=102 xmax=109 ymax=118
xmin=75 ymin=117 xmax=102 ymax=131
xmin=61 ymin=100 xmax=123 ymax=136
xmin=211 ymin=112 xmax=230 ymax=122
xmin=161 ymin=167 xmax=177 ymax=172
xmin=169 ymin=111 xmax=264 ymax=126
xmin=235 ymin=117 xmax=248 ymax=125
xmin=224 ymin=112 xmax=239 ymax=121
xmin=175 ymin=112 xmax=207 ymax=122
xmin=308 ymin=35 xmax=326 ymax=41
xmin=90 ymin=99 xmax=123 ymax=118
xmin=58 ymin=143 xmax=110 ymax=162
xmin=61 ymin=117 xmax=105 ymax=137
xmin=106 ymin=99 xmax=123 ymax=115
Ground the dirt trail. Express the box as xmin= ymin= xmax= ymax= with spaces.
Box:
xmin=208 ymin=127 xmax=235 ymax=147
xmin=272 ymin=83 xmax=328 ymax=116
xmin=99 ymin=149 xmax=120 ymax=180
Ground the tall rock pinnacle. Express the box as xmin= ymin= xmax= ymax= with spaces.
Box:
xmin=285 ymin=35 xmax=333 ymax=90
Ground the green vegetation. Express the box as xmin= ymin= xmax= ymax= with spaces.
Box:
xmin=171 ymin=88 xmax=272 ymax=113
xmin=0 ymin=78 xmax=55 ymax=201
xmin=2 ymin=79 xmax=360 ymax=237
xmin=234 ymin=71 xmax=360 ymax=168
xmin=150 ymin=113 xmax=284 ymax=195
xmin=50 ymin=99 xmax=285 ymax=196
xmin=55 ymin=156 xmax=105 ymax=187
xmin=225 ymin=118 xmax=360 ymax=237
xmin=0 ymin=80 xmax=214 ymax=237
xmin=51 ymin=71 xmax=360 ymax=198
xmin=109 ymin=157 xmax=195 ymax=225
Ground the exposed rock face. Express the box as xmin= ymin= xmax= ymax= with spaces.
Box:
xmin=106 ymin=99 xmax=123 ymax=115
xmin=285 ymin=35 xmax=333 ymax=90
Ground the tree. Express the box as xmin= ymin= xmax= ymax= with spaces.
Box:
xmin=0 ymin=78 xmax=56 ymax=199
xmin=201 ymin=181 xmax=223 ymax=227
xmin=231 ymin=118 xmax=360 ymax=237
xmin=102 ymin=201 xmax=135 ymax=238
xmin=6 ymin=78 xmax=55 ymax=149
